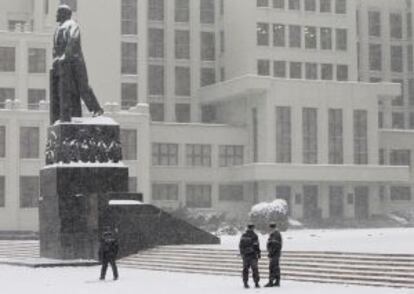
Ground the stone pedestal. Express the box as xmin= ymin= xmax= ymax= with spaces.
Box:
xmin=39 ymin=117 xmax=129 ymax=260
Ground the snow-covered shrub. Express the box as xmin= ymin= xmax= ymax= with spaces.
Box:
xmin=170 ymin=205 xmax=226 ymax=232
xmin=249 ymin=199 xmax=289 ymax=232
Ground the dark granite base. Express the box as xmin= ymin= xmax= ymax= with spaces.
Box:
xmin=39 ymin=166 xmax=129 ymax=260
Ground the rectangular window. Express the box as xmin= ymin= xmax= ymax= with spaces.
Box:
xmin=150 ymin=103 xmax=164 ymax=121
xmin=220 ymin=67 xmax=225 ymax=81
xmin=290 ymin=62 xmax=302 ymax=79
xmin=391 ymin=46 xmax=403 ymax=72
xmin=0 ymin=126 xmax=5 ymax=157
xmin=257 ymin=23 xmax=270 ymax=46
xmin=201 ymin=105 xmax=216 ymax=123
xmin=329 ymin=186 xmax=344 ymax=218
xmin=369 ymin=44 xmax=382 ymax=71
xmin=152 ymin=183 xmax=179 ymax=201
xmin=175 ymin=104 xmax=190 ymax=123
xmin=20 ymin=176 xmax=39 ymax=208
xmin=335 ymin=0 xmax=346 ymax=14
xmin=273 ymin=0 xmax=284 ymax=8
xmin=121 ymin=0 xmax=137 ymax=35
xmin=289 ymin=25 xmax=301 ymax=48
xmin=273 ymin=24 xmax=285 ymax=47
xmin=121 ymin=83 xmax=138 ymax=110
xmin=175 ymin=30 xmax=190 ymax=59
xmin=258 ymin=59 xmax=270 ymax=76
xmin=121 ymin=42 xmax=137 ymax=74
xmin=175 ymin=0 xmax=189 ymax=22
xmin=175 ymin=67 xmax=191 ymax=96
xmin=148 ymin=0 xmax=164 ymax=21
xmin=320 ymin=0 xmax=331 ymax=12
xmin=120 ymin=129 xmax=137 ymax=160
xmin=410 ymin=112 xmax=414 ymax=129
xmin=390 ymin=13 xmax=403 ymax=39
xmin=273 ymin=60 xmax=286 ymax=78
xmin=378 ymin=111 xmax=384 ymax=128
xmin=219 ymin=145 xmax=244 ymax=167
xmin=200 ymin=68 xmax=216 ymax=86
xmin=148 ymin=65 xmax=164 ymax=95
xmin=20 ymin=127 xmax=39 ymax=159
xmin=0 ymin=47 xmax=15 ymax=72
xmin=379 ymin=148 xmax=385 ymax=165
xmin=305 ymin=63 xmax=318 ymax=80
xmin=276 ymin=185 xmax=291 ymax=215
xmin=368 ymin=11 xmax=381 ymax=37
xmin=336 ymin=64 xmax=348 ymax=81
xmin=28 ymin=48 xmax=46 ymax=73
xmin=304 ymin=0 xmax=316 ymax=11
xmin=303 ymin=108 xmax=318 ymax=164
xmin=257 ymin=0 xmax=269 ymax=6
xmin=219 ymin=185 xmax=244 ymax=201
xmin=409 ymin=79 xmax=414 ymax=105
xmin=305 ymin=26 xmax=317 ymax=49
xmin=336 ymin=29 xmax=347 ymax=51
xmin=354 ymin=110 xmax=368 ymax=164
xmin=288 ymin=0 xmax=300 ymax=10
xmin=152 ymin=143 xmax=178 ymax=166
xmin=200 ymin=0 xmax=215 ymax=24
xmin=320 ymin=28 xmax=332 ymax=50
xmin=391 ymin=79 xmax=404 ymax=106
xmin=408 ymin=45 xmax=413 ymax=72
xmin=392 ymin=112 xmax=405 ymax=129
xmin=28 ymin=89 xmax=46 ymax=110
xmin=186 ymin=185 xmax=212 ymax=208
xmin=220 ymin=31 xmax=225 ymax=53
xmin=0 ymin=176 xmax=4 ymax=207
xmin=276 ymin=106 xmax=291 ymax=163
xmin=186 ymin=144 xmax=211 ymax=167
xmin=201 ymin=32 xmax=215 ymax=60
xmin=408 ymin=13 xmax=413 ymax=39
xmin=148 ymin=28 xmax=164 ymax=58
xmin=321 ymin=63 xmax=333 ymax=80
xmin=390 ymin=186 xmax=411 ymax=201
xmin=390 ymin=149 xmax=411 ymax=166
xmin=328 ymin=109 xmax=343 ymax=164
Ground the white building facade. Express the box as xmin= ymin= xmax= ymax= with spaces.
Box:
xmin=0 ymin=0 xmax=413 ymax=231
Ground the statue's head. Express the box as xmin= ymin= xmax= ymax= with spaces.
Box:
xmin=56 ymin=4 xmax=72 ymax=23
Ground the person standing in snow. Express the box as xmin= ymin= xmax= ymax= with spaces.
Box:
xmin=239 ymin=223 xmax=261 ymax=288
xmin=264 ymin=223 xmax=282 ymax=287
xmin=99 ymin=229 xmax=119 ymax=280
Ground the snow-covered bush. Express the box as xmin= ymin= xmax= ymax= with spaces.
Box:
xmin=170 ymin=205 xmax=226 ymax=232
xmin=249 ymin=199 xmax=289 ymax=232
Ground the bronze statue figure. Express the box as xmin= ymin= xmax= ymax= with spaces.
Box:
xmin=50 ymin=4 xmax=104 ymax=124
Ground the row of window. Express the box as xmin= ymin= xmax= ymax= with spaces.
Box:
xmin=274 ymin=107 xmax=368 ymax=164
xmin=367 ymin=10 xmax=409 ymax=40
xmin=0 ymin=47 xmax=46 ymax=73
xmin=368 ymin=44 xmax=406 ymax=73
xmin=151 ymin=143 xmax=243 ymax=167
xmin=0 ymin=176 xmax=39 ymax=208
xmin=258 ymin=60 xmax=349 ymax=81
xmin=379 ymin=149 xmax=411 ymax=166
xmin=152 ymin=183 xmax=244 ymax=207
xmin=257 ymin=0 xmax=347 ymax=14
xmin=0 ymin=88 xmax=47 ymax=109
xmin=257 ymin=23 xmax=347 ymax=51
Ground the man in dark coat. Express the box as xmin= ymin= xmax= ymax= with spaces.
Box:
xmin=51 ymin=4 xmax=104 ymax=124
xmin=239 ymin=224 xmax=261 ymax=288
xmin=264 ymin=223 xmax=282 ymax=287
xmin=99 ymin=230 xmax=119 ymax=280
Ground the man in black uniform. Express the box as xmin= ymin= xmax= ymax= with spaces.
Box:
xmin=99 ymin=230 xmax=119 ymax=281
xmin=239 ymin=224 xmax=261 ymax=288
xmin=51 ymin=4 xmax=104 ymax=124
xmin=264 ymin=223 xmax=282 ymax=287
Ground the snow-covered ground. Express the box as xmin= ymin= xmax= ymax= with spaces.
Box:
xmin=218 ymin=227 xmax=414 ymax=253
xmin=1 ymin=265 xmax=412 ymax=294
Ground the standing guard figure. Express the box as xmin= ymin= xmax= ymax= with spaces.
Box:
xmin=50 ymin=5 xmax=104 ymax=124
xmin=239 ymin=223 xmax=261 ymax=288
xmin=264 ymin=223 xmax=283 ymax=287
xmin=99 ymin=229 xmax=119 ymax=281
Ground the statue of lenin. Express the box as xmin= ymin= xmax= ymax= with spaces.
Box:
xmin=50 ymin=5 xmax=104 ymax=124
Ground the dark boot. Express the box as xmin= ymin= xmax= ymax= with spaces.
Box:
xmin=243 ymin=282 xmax=249 ymax=289
xmin=264 ymin=281 xmax=273 ymax=287
xmin=255 ymin=282 xmax=260 ymax=288
xmin=274 ymin=277 xmax=280 ymax=287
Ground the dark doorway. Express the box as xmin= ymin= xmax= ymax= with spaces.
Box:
xmin=354 ymin=186 xmax=369 ymax=219
xmin=276 ymin=185 xmax=291 ymax=216
xmin=329 ymin=186 xmax=344 ymax=219
xmin=303 ymin=185 xmax=320 ymax=220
